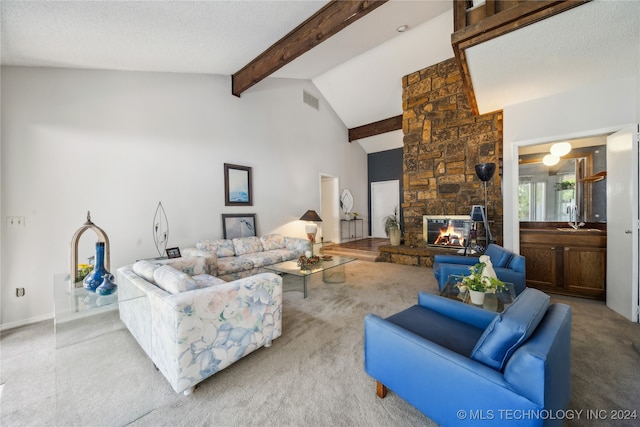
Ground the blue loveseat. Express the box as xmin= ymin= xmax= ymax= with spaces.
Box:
xmin=433 ymin=243 xmax=526 ymax=295
xmin=364 ymin=288 xmax=572 ymax=427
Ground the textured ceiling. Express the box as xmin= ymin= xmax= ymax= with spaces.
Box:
xmin=1 ymin=1 xmax=637 ymax=154
xmin=0 ymin=0 xmax=452 ymax=153
xmin=466 ymin=0 xmax=640 ymax=114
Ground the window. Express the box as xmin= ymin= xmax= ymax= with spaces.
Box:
xmin=519 ymin=179 xmax=546 ymax=221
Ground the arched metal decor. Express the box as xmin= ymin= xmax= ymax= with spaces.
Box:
xmin=69 ymin=211 xmax=110 ymax=287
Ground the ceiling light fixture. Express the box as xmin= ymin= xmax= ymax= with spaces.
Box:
xmin=396 ymin=24 xmax=409 ymax=33
xmin=543 ymin=154 xmax=560 ymax=166
xmin=550 ymin=141 xmax=572 ymax=157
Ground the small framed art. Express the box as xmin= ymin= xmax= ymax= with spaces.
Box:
xmin=166 ymin=247 xmax=181 ymax=259
xmin=224 ymin=163 xmax=253 ymax=206
xmin=222 ymin=214 xmax=257 ymax=239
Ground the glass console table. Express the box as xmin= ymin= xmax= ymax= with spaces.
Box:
xmin=53 ymin=273 xmax=165 ymax=425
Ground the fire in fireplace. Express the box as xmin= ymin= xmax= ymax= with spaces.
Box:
xmin=423 ymin=215 xmax=473 ymax=248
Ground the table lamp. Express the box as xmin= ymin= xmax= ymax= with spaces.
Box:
xmin=300 ymin=210 xmax=323 ymax=254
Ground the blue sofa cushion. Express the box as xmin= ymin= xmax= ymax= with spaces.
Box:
xmin=484 ymin=244 xmax=513 ymax=268
xmin=470 ymin=288 xmax=550 ymax=370
xmin=386 ymin=305 xmax=486 ymax=357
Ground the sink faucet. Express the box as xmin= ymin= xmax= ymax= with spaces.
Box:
xmin=566 ymin=205 xmax=585 ymax=229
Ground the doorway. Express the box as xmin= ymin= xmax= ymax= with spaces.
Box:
xmin=371 ymin=180 xmax=400 ymax=238
xmin=320 ymin=174 xmax=339 ymax=244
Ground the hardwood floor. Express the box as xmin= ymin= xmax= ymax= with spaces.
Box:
xmin=320 ymin=238 xmax=388 ymax=261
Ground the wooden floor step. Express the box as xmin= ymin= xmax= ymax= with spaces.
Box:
xmin=320 ymin=246 xmax=379 ymax=262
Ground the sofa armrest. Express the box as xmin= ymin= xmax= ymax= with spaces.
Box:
xmin=418 ymin=292 xmax=497 ymax=330
xmin=494 ymin=267 xmax=526 ymax=295
xmin=179 ymin=247 xmax=218 ymax=276
xmin=284 ymin=236 xmax=311 ymax=255
xmin=364 ymin=314 xmax=543 ymax=426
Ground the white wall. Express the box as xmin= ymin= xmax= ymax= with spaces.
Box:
xmin=502 ymin=76 xmax=639 ymax=251
xmin=0 ymin=66 xmax=368 ymax=328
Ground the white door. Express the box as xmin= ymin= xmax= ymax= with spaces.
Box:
xmin=371 ymin=180 xmax=400 ymax=238
xmin=320 ymin=175 xmax=339 ymax=244
xmin=606 ymin=126 xmax=639 ymax=322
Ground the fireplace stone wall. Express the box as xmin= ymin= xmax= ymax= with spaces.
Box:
xmin=401 ymin=58 xmax=503 ymax=248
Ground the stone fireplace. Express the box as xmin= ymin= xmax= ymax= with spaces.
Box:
xmin=401 ymin=58 xmax=503 ymax=248
xmin=378 ymin=58 xmax=503 ymax=268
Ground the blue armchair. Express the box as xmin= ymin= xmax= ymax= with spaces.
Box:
xmin=433 ymin=243 xmax=526 ymax=295
xmin=364 ymin=289 xmax=571 ymax=427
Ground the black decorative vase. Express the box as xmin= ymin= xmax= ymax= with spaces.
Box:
xmin=475 ymin=163 xmax=496 ymax=182
xmin=83 ymin=242 xmax=110 ymax=292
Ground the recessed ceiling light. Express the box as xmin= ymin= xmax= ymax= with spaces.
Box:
xmin=396 ymin=25 xmax=409 ymax=33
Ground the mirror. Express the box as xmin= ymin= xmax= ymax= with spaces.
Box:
xmin=340 ymin=189 xmax=354 ymax=214
xmin=518 ymin=137 xmax=607 ymax=223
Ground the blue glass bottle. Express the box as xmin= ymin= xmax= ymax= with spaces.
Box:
xmin=83 ymin=242 xmax=110 ymax=292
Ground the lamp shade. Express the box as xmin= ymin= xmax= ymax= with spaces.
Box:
xmin=300 ymin=210 xmax=323 ymax=222
xmin=475 ymin=163 xmax=496 ymax=182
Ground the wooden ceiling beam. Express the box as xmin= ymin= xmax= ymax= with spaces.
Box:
xmin=348 ymin=115 xmax=402 ymax=142
xmin=232 ymin=0 xmax=388 ymax=97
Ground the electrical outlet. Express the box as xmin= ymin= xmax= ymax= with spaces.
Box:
xmin=16 ymin=288 xmax=25 ymax=297
xmin=7 ymin=217 xmax=25 ymax=228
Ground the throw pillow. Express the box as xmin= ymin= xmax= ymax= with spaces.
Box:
xmin=233 ymin=236 xmax=263 ymax=255
xmin=471 ymin=288 xmax=550 ymax=370
xmin=153 ymin=265 xmax=199 ymax=294
xmin=260 ymin=234 xmax=286 ymax=251
xmin=132 ymin=260 xmax=161 ymax=283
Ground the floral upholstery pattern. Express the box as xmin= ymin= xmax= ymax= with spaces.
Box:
xmin=239 ymin=251 xmax=281 ymax=268
xmin=217 ymin=257 xmax=255 ymax=275
xmin=160 ymin=256 xmax=209 ymax=276
xmin=192 ymin=274 xmax=226 ymax=288
xmin=133 ymin=260 xmax=161 ymax=283
xmin=285 ymin=236 xmax=311 ymax=254
xmin=117 ymin=266 xmax=282 ymax=394
xmin=153 ymin=265 xmax=199 ymax=294
xmin=260 ymin=234 xmax=286 ymax=251
xmin=187 ymin=234 xmax=310 ymax=281
xmin=196 ymin=239 xmax=236 ymax=258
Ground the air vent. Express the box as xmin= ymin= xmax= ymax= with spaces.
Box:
xmin=303 ymin=91 xmax=319 ymax=110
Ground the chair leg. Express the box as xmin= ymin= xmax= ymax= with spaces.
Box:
xmin=376 ymin=381 xmax=387 ymax=398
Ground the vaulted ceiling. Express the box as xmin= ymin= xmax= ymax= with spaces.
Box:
xmin=1 ymin=1 xmax=638 ymax=153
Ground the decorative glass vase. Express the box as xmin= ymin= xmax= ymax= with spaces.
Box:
xmin=83 ymin=242 xmax=110 ymax=292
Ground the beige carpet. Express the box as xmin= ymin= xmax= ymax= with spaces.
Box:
xmin=1 ymin=261 xmax=640 ymax=426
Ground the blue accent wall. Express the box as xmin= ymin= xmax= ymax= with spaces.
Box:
xmin=368 ymin=148 xmax=403 ymax=235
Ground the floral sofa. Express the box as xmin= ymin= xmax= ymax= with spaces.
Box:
xmin=117 ymin=255 xmax=283 ymax=395
xmin=182 ymin=234 xmax=311 ymax=281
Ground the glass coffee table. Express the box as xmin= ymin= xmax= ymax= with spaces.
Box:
xmin=440 ymin=274 xmax=517 ymax=313
xmin=264 ymin=255 xmax=356 ymax=298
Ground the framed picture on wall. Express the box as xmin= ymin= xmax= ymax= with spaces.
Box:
xmin=222 ymin=214 xmax=257 ymax=239
xmin=224 ymin=163 xmax=253 ymax=206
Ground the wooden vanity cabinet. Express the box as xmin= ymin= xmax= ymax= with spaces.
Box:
xmin=520 ymin=229 xmax=606 ymax=300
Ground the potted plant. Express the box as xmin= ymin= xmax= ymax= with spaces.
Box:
xmin=458 ymin=259 xmax=505 ymax=305
xmin=383 ymin=207 xmax=401 ymax=246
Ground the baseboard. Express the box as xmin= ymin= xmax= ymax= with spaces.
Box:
xmin=1 ymin=313 xmax=53 ymax=331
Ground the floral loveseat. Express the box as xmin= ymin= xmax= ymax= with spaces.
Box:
xmin=182 ymin=234 xmax=311 ymax=281
xmin=117 ymin=255 xmax=283 ymax=395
